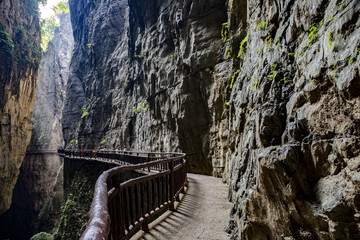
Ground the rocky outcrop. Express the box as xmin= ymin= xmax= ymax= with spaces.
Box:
xmin=0 ymin=0 xmax=41 ymax=215
xmin=63 ymin=0 xmax=226 ymax=174
xmin=221 ymin=0 xmax=360 ymax=239
xmin=63 ymin=0 xmax=360 ymax=239
xmin=0 ymin=11 xmax=73 ymax=239
xmin=30 ymin=12 xmax=73 ymax=151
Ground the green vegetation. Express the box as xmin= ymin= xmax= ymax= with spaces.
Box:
xmin=221 ymin=22 xmax=229 ymax=42
xmin=52 ymin=1 xmax=69 ymax=15
xmin=274 ymin=36 xmax=281 ymax=47
xmin=268 ymin=64 xmax=277 ymax=80
xmin=40 ymin=1 xmax=69 ymax=52
xmin=265 ymin=32 xmax=272 ymax=45
xmin=328 ymin=30 xmax=333 ymax=49
xmin=100 ymin=139 xmax=107 ymax=145
xmin=226 ymin=46 xmax=230 ymax=59
xmin=68 ymin=139 xmax=78 ymax=148
xmin=30 ymin=232 xmax=53 ymax=240
xmin=307 ymin=19 xmax=325 ymax=48
xmin=0 ymin=30 xmax=15 ymax=73
xmin=308 ymin=25 xmax=318 ymax=47
xmin=40 ymin=17 xmax=60 ymax=52
xmin=230 ymin=70 xmax=240 ymax=89
xmin=0 ymin=31 xmax=14 ymax=53
xmin=348 ymin=55 xmax=354 ymax=64
xmin=237 ymin=35 xmax=248 ymax=59
xmin=81 ymin=106 xmax=89 ymax=118
xmin=134 ymin=102 xmax=148 ymax=114
xmin=257 ymin=21 xmax=268 ymax=30
xmin=135 ymin=52 xmax=147 ymax=58
xmin=53 ymin=164 xmax=110 ymax=240
xmin=253 ymin=80 xmax=258 ymax=89
xmin=54 ymin=195 xmax=77 ymax=240
xmin=331 ymin=65 xmax=337 ymax=77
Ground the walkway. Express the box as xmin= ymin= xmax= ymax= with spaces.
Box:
xmin=132 ymin=173 xmax=232 ymax=240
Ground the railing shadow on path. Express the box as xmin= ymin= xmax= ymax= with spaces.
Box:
xmin=59 ymin=149 xmax=187 ymax=240
xmin=131 ymin=176 xmax=201 ymax=240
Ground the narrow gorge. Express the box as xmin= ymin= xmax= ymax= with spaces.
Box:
xmin=1 ymin=0 xmax=360 ymax=239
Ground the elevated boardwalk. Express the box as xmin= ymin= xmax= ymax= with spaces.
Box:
xmin=132 ymin=173 xmax=232 ymax=240
xmin=59 ymin=150 xmax=231 ymax=239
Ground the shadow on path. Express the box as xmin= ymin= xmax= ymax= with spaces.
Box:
xmin=132 ymin=174 xmax=232 ymax=240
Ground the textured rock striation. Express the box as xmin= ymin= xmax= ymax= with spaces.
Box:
xmin=63 ymin=0 xmax=360 ymax=239
xmin=0 ymin=12 xmax=73 ymax=239
xmin=30 ymin=12 xmax=73 ymax=151
xmin=222 ymin=0 xmax=360 ymax=239
xmin=0 ymin=0 xmax=41 ymax=215
xmin=63 ymin=0 xmax=226 ymax=174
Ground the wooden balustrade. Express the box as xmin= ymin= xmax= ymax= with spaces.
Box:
xmin=59 ymin=150 xmax=187 ymax=240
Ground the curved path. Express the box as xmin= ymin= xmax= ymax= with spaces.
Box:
xmin=132 ymin=173 xmax=232 ymax=240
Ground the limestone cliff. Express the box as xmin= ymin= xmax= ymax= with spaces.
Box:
xmin=30 ymin=12 xmax=73 ymax=151
xmin=0 ymin=12 xmax=73 ymax=239
xmin=63 ymin=0 xmax=360 ymax=239
xmin=0 ymin=0 xmax=41 ymax=215
xmin=63 ymin=0 xmax=226 ymax=174
xmin=221 ymin=0 xmax=360 ymax=239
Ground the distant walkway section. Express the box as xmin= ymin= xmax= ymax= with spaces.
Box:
xmin=132 ymin=173 xmax=232 ymax=240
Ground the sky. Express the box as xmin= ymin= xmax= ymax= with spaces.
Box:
xmin=39 ymin=0 xmax=63 ymax=19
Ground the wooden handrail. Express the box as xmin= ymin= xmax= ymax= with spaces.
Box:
xmin=59 ymin=150 xmax=187 ymax=240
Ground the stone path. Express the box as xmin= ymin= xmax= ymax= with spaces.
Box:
xmin=132 ymin=173 xmax=232 ymax=240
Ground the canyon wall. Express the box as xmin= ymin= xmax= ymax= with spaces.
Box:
xmin=63 ymin=0 xmax=226 ymax=174
xmin=63 ymin=0 xmax=360 ymax=239
xmin=222 ymin=0 xmax=360 ymax=239
xmin=0 ymin=11 xmax=73 ymax=239
xmin=0 ymin=0 xmax=41 ymax=215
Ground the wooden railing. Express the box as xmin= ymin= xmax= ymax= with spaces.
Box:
xmin=59 ymin=150 xmax=187 ymax=240
xmin=26 ymin=149 xmax=59 ymax=155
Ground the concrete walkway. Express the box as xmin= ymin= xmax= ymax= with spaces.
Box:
xmin=132 ymin=173 xmax=232 ymax=240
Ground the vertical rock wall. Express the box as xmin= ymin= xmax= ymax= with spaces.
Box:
xmin=0 ymin=12 xmax=73 ymax=239
xmin=63 ymin=0 xmax=226 ymax=174
xmin=31 ymin=12 xmax=73 ymax=151
xmin=221 ymin=0 xmax=360 ymax=239
xmin=63 ymin=0 xmax=360 ymax=239
xmin=0 ymin=0 xmax=41 ymax=215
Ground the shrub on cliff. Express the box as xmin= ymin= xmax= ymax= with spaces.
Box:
xmin=30 ymin=232 xmax=53 ymax=240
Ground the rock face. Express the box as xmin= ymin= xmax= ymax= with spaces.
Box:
xmin=63 ymin=0 xmax=360 ymax=239
xmin=30 ymin=12 xmax=73 ymax=151
xmin=0 ymin=12 xmax=73 ymax=239
xmin=222 ymin=1 xmax=360 ymax=239
xmin=0 ymin=0 xmax=41 ymax=215
xmin=63 ymin=0 xmax=226 ymax=174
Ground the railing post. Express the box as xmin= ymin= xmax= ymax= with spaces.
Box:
xmin=169 ymin=159 xmax=175 ymax=211
xmin=118 ymin=187 xmax=126 ymax=240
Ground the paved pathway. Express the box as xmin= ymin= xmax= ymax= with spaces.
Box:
xmin=132 ymin=173 xmax=232 ymax=240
